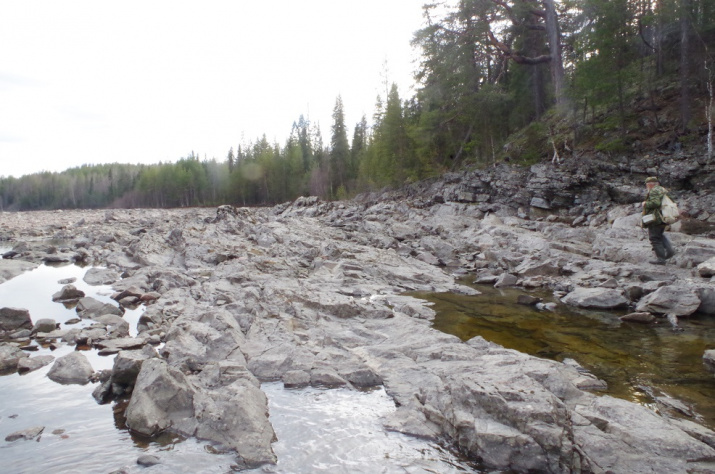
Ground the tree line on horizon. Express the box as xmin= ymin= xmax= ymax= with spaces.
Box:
xmin=2 ymin=0 xmax=714 ymax=212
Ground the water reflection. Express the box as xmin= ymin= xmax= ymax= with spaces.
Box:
xmin=0 ymin=263 xmax=238 ymax=473
xmin=0 ymin=263 xmax=144 ymax=337
xmin=1 ymin=264 xmax=481 ymax=473
xmin=249 ymin=383 xmax=479 ymax=474
xmin=417 ymin=284 xmax=715 ymax=428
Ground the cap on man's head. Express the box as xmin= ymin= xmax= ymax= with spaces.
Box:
xmin=645 ymin=176 xmax=659 ymax=184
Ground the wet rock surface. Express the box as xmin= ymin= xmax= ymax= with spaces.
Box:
xmin=46 ymin=351 xmax=94 ymax=385
xmin=1 ymin=161 xmax=715 ymax=472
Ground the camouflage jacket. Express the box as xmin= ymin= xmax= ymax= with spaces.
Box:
xmin=643 ymin=185 xmax=667 ymax=226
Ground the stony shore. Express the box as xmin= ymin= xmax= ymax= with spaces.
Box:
xmin=2 ymin=161 xmax=715 ymax=472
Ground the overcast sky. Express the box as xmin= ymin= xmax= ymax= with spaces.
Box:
xmin=0 ymin=1 xmax=425 ymax=178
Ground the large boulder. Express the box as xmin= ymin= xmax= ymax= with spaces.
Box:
xmin=192 ymin=380 xmax=277 ymax=469
xmin=635 ymin=286 xmax=702 ymax=316
xmin=0 ymin=343 xmax=30 ymax=372
xmin=561 ymin=287 xmax=629 ymax=309
xmin=47 ymin=351 xmax=94 ymax=384
xmin=0 ymin=307 xmax=32 ymax=332
xmin=111 ymin=347 xmax=157 ymax=386
xmin=125 ymin=358 xmax=196 ymax=437
xmin=160 ymin=309 xmax=247 ymax=373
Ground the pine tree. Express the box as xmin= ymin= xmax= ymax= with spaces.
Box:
xmin=329 ymin=96 xmax=350 ymax=197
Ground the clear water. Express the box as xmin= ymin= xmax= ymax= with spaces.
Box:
xmin=0 ymin=264 xmax=481 ymax=473
xmin=417 ymin=284 xmax=715 ymax=429
xmin=249 ymin=383 xmax=478 ymax=473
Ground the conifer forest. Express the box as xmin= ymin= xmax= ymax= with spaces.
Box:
xmin=2 ymin=0 xmax=714 ymax=211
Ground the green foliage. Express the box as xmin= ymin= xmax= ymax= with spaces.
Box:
xmin=594 ymin=137 xmax=628 ymax=154
xmin=4 ymin=0 xmax=715 ymax=210
xmin=515 ymin=122 xmax=549 ymax=165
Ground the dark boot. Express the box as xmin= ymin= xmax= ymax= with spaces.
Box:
xmin=664 ymin=236 xmax=675 ymax=259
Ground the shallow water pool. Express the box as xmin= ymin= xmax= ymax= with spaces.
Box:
xmin=416 ymin=284 xmax=715 ymax=428
xmin=0 ymin=264 xmax=482 ymax=473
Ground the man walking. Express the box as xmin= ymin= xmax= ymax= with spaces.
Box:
xmin=642 ymin=176 xmax=675 ymax=265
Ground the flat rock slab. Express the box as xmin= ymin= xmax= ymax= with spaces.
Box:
xmin=75 ymin=297 xmax=122 ymax=319
xmin=635 ymin=286 xmax=702 ymax=316
xmin=83 ymin=267 xmax=120 ymax=286
xmin=18 ymin=355 xmax=55 ymax=374
xmin=561 ymin=287 xmax=629 ymax=309
xmin=0 ymin=259 xmax=38 ymax=284
xmin=95 ymin=337 xmax=147 ymax=355
xmin=5 ymin=426 xmax=44 ymax=442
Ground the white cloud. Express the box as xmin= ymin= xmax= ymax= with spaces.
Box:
xmin=0 ymin=0 xmax=424 ymax=178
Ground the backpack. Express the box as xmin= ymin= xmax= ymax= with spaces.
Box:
xmin=660 ymin=194 xmax=680 ymax=224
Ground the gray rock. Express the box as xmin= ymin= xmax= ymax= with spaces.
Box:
xmin=136 ymin=455 xmax=161 ymax=467
xmin=0 ymin=307 xmax=32 ymax=332
xmin=192 ymin=381 xmax=277 ymax=468
xmin=125 ymin=358 xmax=195 ymax=437
xmin=310 ymin=368 xmax=348 ymax=387
xmin=494 ymin=273 xmax=518 ymax=288
xmin=47 ymin=351 xmax=94 ymax=385
xmin=0 ymin=259 xmax=38 ymax=284
xmin=31 ymin=318 xmax=57 ymax=334
xmin=635 ymin=286 xmax=702 ymax=316
xmin=52 ymin=284 xmax=85 ymax=302
xmin=8 ymin=329 xmax=31 ymax=339
xmin=111 ymin=347 xmax=157 ymax=386
xmin=620 ymin=312 xmax=656 ymax=323
xmin=3 ymin=193 xmax=715 ymax=473
xmin=0 ymin=342 xmax=29 ymax=372
xmin=75 ymin=297 xmax=123 ymax=319
xmin=698 ymin=287 xmax=715 ymax=315
xmin=514 ymin=259 xmax=561 ymax=277
xmin=517 ymin=294 xmax=542 ymax=306
xmin=95 ymin=337 xmax=146 ymax=355
xmin=705 ymin=350 xmax=715 ymax=375
xmin=699 ymin=256 xmax=715 ymax=278
xmin=530 ymin=197 xmax=551 ymax=209
xmin=561 ymin=287 xmax=629 ymax=309
xmin=93 ymin=314 xmax=129 ymax=338
xmin=83 ymin=267 xmax=120 ymax=286
xmin=282 ymin=370 xmax=310 ymax=388
xmin=160 ymin=309 xmax=247 ymax=373
xmin=17 ymin=355 xmax=55 ymax=374
xmin=5 ymin=426 xmax=44 ymax=442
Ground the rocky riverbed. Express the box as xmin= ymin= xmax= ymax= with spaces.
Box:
xmin=1 ymin=159 xmax=715 ymax=472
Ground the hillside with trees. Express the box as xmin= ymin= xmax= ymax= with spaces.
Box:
xmin=1 ymin=0 xmax=714 ymax=211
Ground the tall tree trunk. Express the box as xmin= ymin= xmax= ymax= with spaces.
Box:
xmin=707 ymin=58 xmax=714 ymax=162
xmin=656 ymin=0 xmax=665 ymax=76
xmin=543 ymin=0 xmax=568 ymax=111
xmin=680 ymin=0 xmax=692 ymax=131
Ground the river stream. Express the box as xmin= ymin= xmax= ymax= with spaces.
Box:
xmin=418 ymin=283 xmax=715 ymax=429
xmin=0 ymin=263 xmax=478 ymax=473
